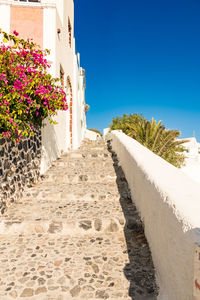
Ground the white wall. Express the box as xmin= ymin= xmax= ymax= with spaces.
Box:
xmin=41 ymin=0 xmax=86 ymax=172
xmin=0 ymin=3 xmax=10 ymax=33
xmin=40 ymin=5 xmax=60 ymax=174
xmin=40 ymin=120 xmax=60 ymax=173
xmin=55 ymin=1 xmax=74 ymax=153
xmin=110 ymin=131 xmax=200 ymax=300
xmin=181 ymin=138 xmax=200 ymax=183
xmin=72 ymin=60 xmax=86 ymax=149
xmin=85 ymin=129 xmax=101 ymax=141
xmin=43 ymin=6 xmax=56 ymax=76
xmin=182 ymin=138 xmax=199 ymax=158
xmin=56 ymin=0 xmax=86 ymax=151
xmin=79 ymin=67 xmax=87 ymax=141
xmin=103 ymin=128 xmax=110 ymax=137
xmin=0 ymin=0 xmax=86 ymax=173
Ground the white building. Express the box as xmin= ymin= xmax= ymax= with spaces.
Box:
xmin=85 ymin=129 xmax=102 ymax=141
xmin=181 ymin=137 xmax=200 ymax=183
xmin=0 ymin=0 xmax=87 ymax=173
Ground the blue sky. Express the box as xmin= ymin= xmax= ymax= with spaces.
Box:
xmin=74 ymin=0 xmax=200 ymax=140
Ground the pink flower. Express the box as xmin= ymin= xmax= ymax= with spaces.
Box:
xmin=0 ymin=74 xmax=6 ymax=80
xmin=0 ymin=74 xmax=7 ymax=85
xmin=13 ymin=30 xmax=19 ymax=36
xmin=16 ymin=138 xmax=21 ymax=144
xmin=0 ymin=34 xmax=68 ymax=142
xmin=3 ymin=100 xmax=9 ymax=105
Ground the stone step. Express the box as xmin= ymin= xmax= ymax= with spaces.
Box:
xmin=79 ymin=145 xmax=108 ymax=149
xmin=47 ymin=167 xmax=116 ymax=176
xmin=81 ymin=140 xmax=105 ymax=145
xmin=0 ymin=231 xmax=157 ymax=300
xmin=47 ymin=161 xmax=117 ymax=172
xmin=24 ymin=180 xmax=129 ymax=198
xmin=20 ymin=184 xmax=130 ymax=208
xmin=0 ymin=217 xmax=125 ymax=235
xmin=52 ymin=159 xmax=115 ymax=169
xmin=23 ymin=190 xmax=122 ymax=203
xmin=63 ymin=152 xmax=111 ymax=159
xmin=0 ymin=139 xmax=158 ymax=299
xmin=43 ymin=173 xmax=117 ymax=184
xmin=79 ymin=146 xmax=107 ymax=151
xmin=0 ymin=196 xmax=139 ymax=235
xmin=54 ymin=156 xmax=114 ymax=164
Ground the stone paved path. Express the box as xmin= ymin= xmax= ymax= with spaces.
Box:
xmin=0 ymin=140 xmax=158 ymax=299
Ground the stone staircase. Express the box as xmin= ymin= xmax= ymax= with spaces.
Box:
xmin=0 ymin=140 xmax=158 ymax=299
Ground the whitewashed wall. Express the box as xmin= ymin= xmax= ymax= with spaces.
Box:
xmin=181 ymin=138 xmax=200 ymax=184
xmin=110 ymin=130 xmax=200 ymax=300
xmin=85 ymin=130 xmax=101 ymax=141
xmin=40 ymin=5 xmax=58 ymax=174
xmin=72 ymin=61 xmax=86 ymax=149
xmin=0 ymin=3 xmax=10 ymax=33
xmin=79 ymin=67 xmax=87 ymax=142
xmin=41 ymin=0 xmax=86 ymax=172
xmin=0 ymin=0 xmax=86 ymax=175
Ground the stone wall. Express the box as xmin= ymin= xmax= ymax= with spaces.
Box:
xmin=0 ymin=130 xmax=41 ymax=215
xmin=110 ymin=130 xmax=200 ymax=300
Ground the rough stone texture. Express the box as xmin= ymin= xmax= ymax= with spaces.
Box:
xmin=0 ymin=139 xmax=158 ymax=299
xmin=0 ymin=130 xmax=41 ymax=215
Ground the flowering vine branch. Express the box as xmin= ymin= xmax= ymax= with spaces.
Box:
xmin=0 ymin=29 xmax=68 ymax=142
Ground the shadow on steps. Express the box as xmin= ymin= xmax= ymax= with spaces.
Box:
xmin=107 ymin=140 xmax=159 ymax=300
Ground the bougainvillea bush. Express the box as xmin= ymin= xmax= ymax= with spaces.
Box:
xmin=0 ymin=29 xmax=68 ymax=142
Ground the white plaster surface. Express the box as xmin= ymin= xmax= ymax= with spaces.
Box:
xmin=40 ymin=120 xmax=60 ymax=174
xmin=72 ymin=63 xmax=86 ymax=149
xmin=43 ymin=6 xmax=56 ymax=76
xmin=0 ymin=3 xmax=10 ymax=33
xmin=180 ymin=137 xmax=200 ymax=183
xmin=40 ymin=5 xmax=60 ymax=174
xmin=41 ymin=0 xmax=86 ymax=171
xmin=0 ymin=0 xmax=87 ymax=174
xmin=110 ymin=130 xmax=200 ymax=300
xmin=103 ymin=128 xmax=110 ymax=137
xmin=181 ymin=160 xmax=200 ymax=184
xmin=85 ymin=129 xmax=101 ymax=141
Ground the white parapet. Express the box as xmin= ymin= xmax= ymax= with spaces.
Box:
xmin=85 ymin=129 xmax=101 ymax=141
xmin=103 ymin=128 xmax=110 ymax=137
xmin=110 ymin=130 xmax=200 ymax=300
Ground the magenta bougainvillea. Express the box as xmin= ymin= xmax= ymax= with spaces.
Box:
xmin=0 ymin=29 xmax=68 ymax=142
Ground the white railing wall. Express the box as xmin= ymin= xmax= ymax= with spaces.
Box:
xmin=110 ymin=130 xmax=200 ymax=300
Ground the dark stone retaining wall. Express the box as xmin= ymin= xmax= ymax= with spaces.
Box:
xmin=0 ymin=130 xmax=42 ymax=214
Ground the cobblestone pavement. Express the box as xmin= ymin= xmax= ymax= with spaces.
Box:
xmin=0 ymin=140 xmax=158 ymax=299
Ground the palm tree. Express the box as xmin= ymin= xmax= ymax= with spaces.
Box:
xmin=110 ymin=114 xmax=187 ymax=167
